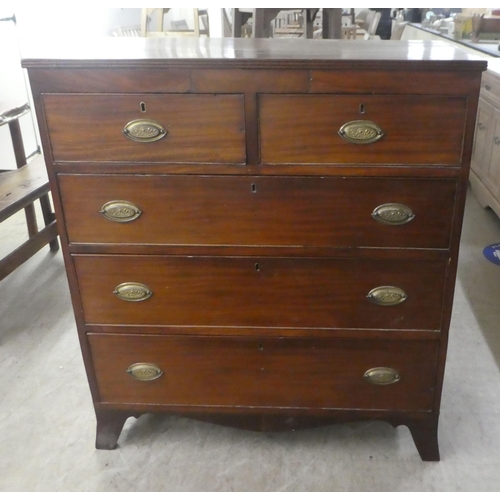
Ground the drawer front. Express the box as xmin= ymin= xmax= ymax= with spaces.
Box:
xmin=481 ymin=71 xmax=500 ymax=106
xmin=42 ymin=94 xmax=246 ymax=163
xmin=60 ymin=174 xmax=457 ymax=249
xmin=259 ymin=95 xmax=467 ymax=165
xmin=89 ymin=334 xmax=438 ymax=411
xmin=472 ymin=98 xmax=494 ymax=171
xmin=74 ymin=255 xmax=447 ymax=330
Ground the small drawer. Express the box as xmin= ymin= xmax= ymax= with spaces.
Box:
xmin=42 ymin=93 xmax=246 ymax=164
xmin=59 ymin=174 xmax=457 ymax=249
xmin=481 ymin=71 xmax=500 ymax=106
xmin=259 ymin=94 xmax=467 ymax=165
xmin=74 ymin=255 xmax=447 ymax=330
xmin=89 ymin=333 xmax=438 ymax=411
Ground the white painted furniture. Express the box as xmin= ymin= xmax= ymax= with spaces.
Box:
xmin=470 ymin=65 xmax=500 ymax=219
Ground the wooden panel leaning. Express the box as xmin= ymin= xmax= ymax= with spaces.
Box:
xmin=0 ymin=102 xmax=58 ymax=281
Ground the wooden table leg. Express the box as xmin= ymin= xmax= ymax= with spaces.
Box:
xmin=322 ymin=8 xmax=343 ymax=39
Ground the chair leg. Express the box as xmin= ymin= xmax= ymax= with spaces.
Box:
xmin=9 ymin=114 xmax=43 ymax=243
xmin=39 ymin=193 xmax=59 ymax=251
xmin=8 ymin=118 xmax=27 ymax=169
xmin=24 ymin=203 xmax=38 ymax=238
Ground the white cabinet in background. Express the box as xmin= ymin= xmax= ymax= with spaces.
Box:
xmin=470 ymin=70 xmax=500 ymax=219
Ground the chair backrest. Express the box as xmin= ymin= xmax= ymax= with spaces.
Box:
xmin=367 ymin=11 xmax=381 ymax=35
xmin=390 ymin=21 xmax=407 ymax=40
xmin=112 ymin=26 xmax=141 ymax=37
xmin=355 ymin=9 xmax=371 ymax=24
xmin=362 ymin=10 xmax=375 ymax=34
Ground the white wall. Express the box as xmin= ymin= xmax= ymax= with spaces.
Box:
xmin=0 ymin=16 xmax=37 ymax=169
xmin=14 ymin=6 xmax=142 ymax=39
xmin=1 ymin=8 xmax=142 ymax=170
xmin=147 ymin=8 xmax=223 ymax=37
xmin=1 ymin=7 xmax=222 ymax=169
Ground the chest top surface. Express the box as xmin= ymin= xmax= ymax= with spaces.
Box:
xmin=21 ymin=37 xmax=488 ymax=71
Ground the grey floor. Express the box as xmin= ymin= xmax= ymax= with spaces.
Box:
xmin=1 ymin=188 xmax=500 ymax=492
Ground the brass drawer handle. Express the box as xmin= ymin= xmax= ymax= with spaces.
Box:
xmin=123 ymin=119 xmax=167 ymax=143
xmin=372 ymin=203 xmax=415 ymax=225
xmin=366 ymin=286 xmax=407 ymax=306
xmin=127 ymin=363 xmax=163 ymax=381
xmin=113 ymin=282 xmax=153 ymax=302
xmin=364 ymin=367 xmax=400 ymax=385
xmin=338 ymin=120 xmax=384 ymax=144
xmin=100 ymin=200 xmax=142 ymax=223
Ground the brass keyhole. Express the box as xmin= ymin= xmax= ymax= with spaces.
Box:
xmin=258 ymin=343 xmax=264 ymax=350
xmin=140 ymin=102 xmax=146 ymax=113
xmin=359 ymin=103 xmax=366 ymax=114
xmin=251 ymin=183 xmax=257 ymax=193
xmin=255 ymin=263 xmax=260 ymax=272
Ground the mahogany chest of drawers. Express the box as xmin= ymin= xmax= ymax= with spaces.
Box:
xmin=22 ymin=38 xmax=486 ymax=460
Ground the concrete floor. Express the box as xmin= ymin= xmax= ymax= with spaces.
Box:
xmin=1 ymin=188 xmax=500 ymax=491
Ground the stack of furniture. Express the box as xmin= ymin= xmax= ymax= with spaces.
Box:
xmin=141 ymin=9 xmax=209 ymax=38
xmin=232 ymin=8 xmax=343 ymax=39
xmin=355 ymin=9 xmax=382 ymax=39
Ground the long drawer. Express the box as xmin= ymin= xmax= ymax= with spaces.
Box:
xmin=42 ymin=93 xmax=246 ymax=163
xmin=74 ymin=255 xmax=447 ymax=330
xmin=59 ymin=174 xmax=457 ymax=249
xmin=259 ymin=94 xmax=467 ymax=165
xmin=89 ymin=333 xmax=438 ymax=411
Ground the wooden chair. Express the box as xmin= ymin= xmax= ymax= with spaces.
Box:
xmin=141 ymin=9 xmax=209 ymax=37
xmin=355 ymin=9 xmax=372 ymax=27
xmin=359 ymin=11 xmax=382 ymax=40
xmin=232 ymin=8 xmax=343 ymax=39
xmin=342 ymin=25 xmax=358 ymax=39
xmin=111 ymin=25 xmax=141 ymax=37
xmin=0 ymin=101 xmax=58 ymax=281
xmin=391 ymin=21 xmax=408 ymax=40
xmin=367 ymin=11 xmax=382 ymax=36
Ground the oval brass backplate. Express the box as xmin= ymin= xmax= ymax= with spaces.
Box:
xmin=123 ymin=119 xmax=167 ymax=143
xmin=364 ymin=367 xmax=400 ymax=385
xmin=113 ymin=282 xmax=153 ymax=302
xmin=100 ymin=200 xmax=142 ymax=223
xmin=127 ymin=363 xmax=163 ymax=381
xmin=371 ymin=203 xmax=415 ymax=226
xmin=338 ymin=120 xmax=384 ymax=144
xmin=366 ymin=286 xmax=407 ymax=306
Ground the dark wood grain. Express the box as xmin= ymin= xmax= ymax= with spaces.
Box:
xmin=406 ymin=413 xmax=440 ymax=461
xmin=59 ymin=174 xmax=457 ymax=249
xmin=191 ymin=69 xmax=310 ymax=93
xmin=21 ymin=38 xmax=487 ymax=72
xmin=74 ymin=255 xmax=447 ymax=330
xmin=28 ymin=68 xmax=190 ymax=93
xmin=310 ymin=70 xmax=482 ymax=95
xmin=89 ymin=334 xmax=439 ymax=411
xmin=92 ymin=407 xmax=441 ymax=460
xmin=43 ymin=94 xmax=246 ymax=164
xmin=22 ymin=39 xmax=485 ymax=459
xmin=259 ymin=94 xmax=467 ymax=165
